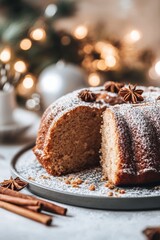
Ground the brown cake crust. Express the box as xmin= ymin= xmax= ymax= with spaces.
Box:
xmin=33 ymin=85 xmax=160 ymax=184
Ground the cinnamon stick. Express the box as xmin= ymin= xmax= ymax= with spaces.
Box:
xmin=0 ymin=187 xmax=67 ymax=215
xmin=0 ymin=201 xmax=52 ymax=225
xmin=24 ymin=205 xmax=42 ymax=212
xmin=0 ymin=194 xmax=40 ymax=206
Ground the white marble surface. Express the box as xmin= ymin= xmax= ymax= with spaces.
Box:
xmin=0 ymin=123 xmax=160 ymax=240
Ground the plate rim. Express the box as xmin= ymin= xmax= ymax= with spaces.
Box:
xmin=10 ymin=143 xmax=160 ymax=210
xmin=0 ymin=108 xmax=39 ymax=132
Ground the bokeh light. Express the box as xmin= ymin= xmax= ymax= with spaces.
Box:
xmin=45 ymin=4 xmax=57 ymax=17
xmin=155 ymin=61 xmax=160 ymax=76
xmin=14 ymin=60 xmax=26 ymax=73
xmin=23 ymin=74 xmax=34 ymax=89
xmin=20 ymin=38 xmax=32 ymax=50
xmin=97 ymin=60 xmax=107 ymax=70
xmin=105 ymin=55 xmax=116 ymax=68
xmin=125 ymin=29 xmax=141 ymax=43
xmin=30 ymin=28 xmax=46 ymax=41
xmin=74 ymin=25 xmax=88 ymax=40
xmin=0 ymin=48 xmax=11 ymax=62
xmin=88 ymin=73 xmax=101 ymax=86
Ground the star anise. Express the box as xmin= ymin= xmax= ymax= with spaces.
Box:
xmin=143 ymin=227 xmax=160 ymax=240
xmin=0 ymin=177 xmax=28 ymax=191
xmin=104 ymin=81 xmax=124 ymax=93
xmin=119 ymin=84 xmax=144 ymax=104
xmin=78 ymin=90 xmax=97 ymax=102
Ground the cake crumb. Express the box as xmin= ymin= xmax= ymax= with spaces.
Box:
xmin=104 ymin=182 xmax=109 ymax=187
xmin=71 ymin=178 xmax=83 ymax=185
xmin=28 ymin=177 xmax=35 ymax=181
xmin=101 ymin=176 xmax=106 ymax=182
xmin=108 ymin=192 xmax=113 ymax=197
xmin=40 ymin=175 xmax=51 ymax=180
xmin=71 ymin=183 xmax=79 ymax=188
xmin=65 ymin=179 xmax=71 ymax=184
xmin=118 ymin=189 xmax=126 ymax=194
xmin=89 ymin=184 xmax=96 ymax=191
xmin=108 ymin=185 xmax=115 ymax=190
xmin=105 ymin=182 xmax=115 ymax=190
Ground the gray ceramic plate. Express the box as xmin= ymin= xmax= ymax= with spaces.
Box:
xmin=10 ymin=143 xmax=160 ymax=210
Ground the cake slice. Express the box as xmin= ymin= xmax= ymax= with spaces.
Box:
xmin=101 ymin=103 xmax=160 ymax=185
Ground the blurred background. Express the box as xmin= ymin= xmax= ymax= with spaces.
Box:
xmin=0 ymin=0 xmax=160 ymax=112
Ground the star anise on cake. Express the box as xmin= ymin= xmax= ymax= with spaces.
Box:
xmin=104 ymin=81 xmax=124 ymax=93
xmin=78 ymin=90 xmax=97 ymax=102
xmin=119 ymin=84 xmax=144 ymax=104
xmin=143 ymin=227 xmax=160 ymax=240
xmin=0 ymin=177 xmax=28 ymax=191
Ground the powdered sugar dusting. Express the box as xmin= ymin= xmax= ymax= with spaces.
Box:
xmin=15 ymin=149 xmax=160 ymax=198
xmin=108 ymin=103 xmax=160 ymax=180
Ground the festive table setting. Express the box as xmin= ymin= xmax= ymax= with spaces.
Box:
xmin=1 ymin=1 xmax=160 ymax=240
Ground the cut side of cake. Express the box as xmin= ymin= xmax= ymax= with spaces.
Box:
xmin=33 ymin=88 xmax=108 ymax=176
xmin=33 ymin=83 xmax=160 ymax=185
xmin=101 ymin=104 xmax=160 ymax=185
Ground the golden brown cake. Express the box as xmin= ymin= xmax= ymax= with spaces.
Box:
xmin=33 ymin=83 xmax=160 ymax=185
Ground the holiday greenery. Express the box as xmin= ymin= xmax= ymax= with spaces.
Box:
xmin=0 ymin=0 xmax=157 ymax=110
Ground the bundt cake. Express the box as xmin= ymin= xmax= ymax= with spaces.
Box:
xmin=33 ymin=82 xmax=160 ymax=185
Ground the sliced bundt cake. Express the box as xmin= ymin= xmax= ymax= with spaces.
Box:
xmin=33 ymin=83 xmax=160 ymax=185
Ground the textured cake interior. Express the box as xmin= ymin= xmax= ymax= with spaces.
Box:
xmin=47 ymin=106 xmax=103 ymax=175
xmin=101 ymin=110 xmax=120 ymax=184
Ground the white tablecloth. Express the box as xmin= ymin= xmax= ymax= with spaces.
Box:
xmin=0 ymin=121 xmax=160 ymax=240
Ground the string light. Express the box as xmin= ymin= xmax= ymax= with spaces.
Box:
xmin=30 ymin=28 xmax=46 ymax=41
xmin=91 ymin=60 xmax=99 ymax=69
xmin=74 ymin=25 xmax=88 ymax=40
xmin=125 ymin=29 xmax=141 ymax=43
xmin=88 ymin=73 xmax=101 ymax=86
xmin=45 ymin=4 xmax=57 ymax=17
xmin=148 ymin=61 xmax=160 ymax=80
xmin=83 ymin=44 xmax=93 ymax=54
xmin=20 ymin=38 xmax=32 ymax=50
xmin=101 ymin=44 xmax=116 ymax=57
xmin=14 ymin=60 xmax=26 ymax=73
xmin=0 ymin=48 xmax=11 ymax=62
xmin=97 ymin=60 xmax=107 ymax=70
xmin=130 ymin=30 xmax=141 ymax=42
xmin=95 ymin=42 xmax=106 ymax=53
xmin=105 ymin=55 xmax=116 ymax=68
xmin=148 ymin=67 xmax=157 ymax=80
xmin=23 ymin=74 xmax=34 ymax=89
xmin=155 ymin=61 xmax=160 ymax=76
